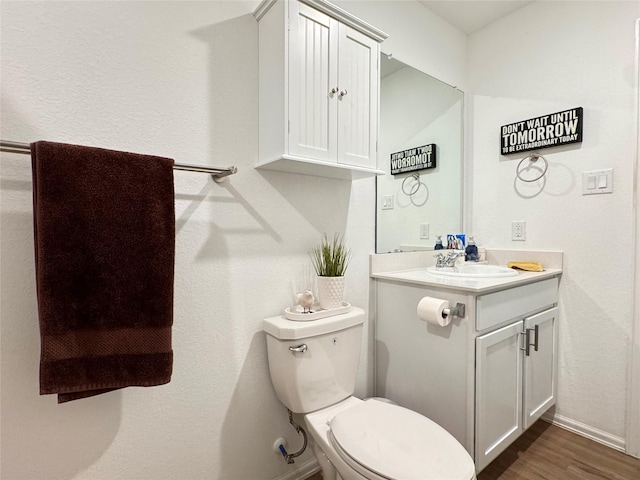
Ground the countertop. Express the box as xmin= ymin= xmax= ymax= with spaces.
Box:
xmin=371 ymin=267 xmax=563 ymax=294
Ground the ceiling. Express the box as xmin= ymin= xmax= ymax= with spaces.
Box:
xmin=418 ymin=1 xmax=535 ymax=35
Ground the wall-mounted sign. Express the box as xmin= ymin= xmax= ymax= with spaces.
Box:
xmin=390 ymin=144 xmax=436 ymax=175
xmin=500 ymin=107 xmax=583 ymax=155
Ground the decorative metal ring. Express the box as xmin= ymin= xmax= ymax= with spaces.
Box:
xmin=402 ymin=173 xmax=421 ymax=196
xmin=516 ymin=154 xmax=548 ymax=183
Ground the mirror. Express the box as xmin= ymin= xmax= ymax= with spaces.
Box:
xmin=376 ymin=54 xmax=464 ymax=253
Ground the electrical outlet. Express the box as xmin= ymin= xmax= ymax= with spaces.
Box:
xmin=512 ymin=221 xmax=526 ymax=241
xmin=420 ymin=223 xmax=429 ymax=239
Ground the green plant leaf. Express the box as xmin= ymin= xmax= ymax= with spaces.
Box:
xmin=310 ymin=233 xmax=351 ymax=277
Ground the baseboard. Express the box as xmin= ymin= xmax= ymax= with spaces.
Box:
xmin=542 ymin=412 xmax=626 ymax=452
xmin=271 ymin=458 xmax=320 ymax=480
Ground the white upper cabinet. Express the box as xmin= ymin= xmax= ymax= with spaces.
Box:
xmin=254 ymin=0 xmax=387 ymax=180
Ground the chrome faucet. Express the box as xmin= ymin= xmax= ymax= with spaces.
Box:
xmin=434 ymin=251 xmax=465 ymax=268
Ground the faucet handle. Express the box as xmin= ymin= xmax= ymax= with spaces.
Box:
xmin=442 ymin=250 xmax=465 ymax=267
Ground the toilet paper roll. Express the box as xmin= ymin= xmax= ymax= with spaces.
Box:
xmin=417 ymin=296 xmax=450 ymax=327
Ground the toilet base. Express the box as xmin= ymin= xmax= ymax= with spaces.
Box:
xmin=304 ymin=397 xmax=388 ymax=480
xmin=312 ymin=442 xmax=339 ymax=480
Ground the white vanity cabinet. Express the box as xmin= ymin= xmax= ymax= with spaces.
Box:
xmin=475 ymin=305 xmax=558 ymax=471
xmin=372 ymin=267 xmax=561 ymax=474
xmin=254 ymin=0 xmax=387 ymax=180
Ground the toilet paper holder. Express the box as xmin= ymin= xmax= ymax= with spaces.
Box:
xmin=443 ymin=303 xmax=466 ymax=319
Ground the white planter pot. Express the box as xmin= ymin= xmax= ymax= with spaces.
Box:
xmin=316 ymin=276 xmax=345 ymax=310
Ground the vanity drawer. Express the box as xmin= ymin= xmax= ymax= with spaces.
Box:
xmin=476 ymin=277 xmax=558 ymax=331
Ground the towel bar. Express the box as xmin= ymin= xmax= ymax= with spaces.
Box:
xmin=0 ymin=140 xmax=237 ymax=182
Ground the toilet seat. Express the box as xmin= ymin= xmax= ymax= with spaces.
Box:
xmin=328 ymin=399 xmax=476 ymax=480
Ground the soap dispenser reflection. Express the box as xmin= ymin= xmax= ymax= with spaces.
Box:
xmin=465 ymin=236 xmax=479 ymax=262
xmin=434 ymin=235 xmax=444 ymax=250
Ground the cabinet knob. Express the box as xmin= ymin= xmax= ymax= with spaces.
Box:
xmin=330 ymin=87 xmax=339 ymax=95
xmin=339 ymin=89 xmax=348 ymax=98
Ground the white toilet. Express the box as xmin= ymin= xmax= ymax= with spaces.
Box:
xmin=263 ymin=306 xmax=476 ymax=480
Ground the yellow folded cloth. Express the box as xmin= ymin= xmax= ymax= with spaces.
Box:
xmin=507 ymin=261 xmax=544 ymax=272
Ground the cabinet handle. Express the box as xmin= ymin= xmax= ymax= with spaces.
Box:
xmin=289 ymin=344 xmax=308 ymax=353
xmin=521 ymin=324 xmax=539 ymax=356
xmin=330 ymin=87 xmax=339 ymax=95
xmin=339 ymin=89 xmax=348 ymax=98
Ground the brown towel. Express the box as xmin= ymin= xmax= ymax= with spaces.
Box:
xmin=31 ymin=141 xmax=175 ymax=403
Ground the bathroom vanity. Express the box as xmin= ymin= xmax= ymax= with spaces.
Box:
xmin=370 ymin=250 xmax=562 ymax=473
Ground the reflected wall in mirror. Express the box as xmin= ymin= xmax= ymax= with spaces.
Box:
xmin=376 ymin=54 xmax=464 ymax=254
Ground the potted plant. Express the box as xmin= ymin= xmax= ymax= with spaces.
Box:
xmin=310 ymin=233 xmax=351 ymax=310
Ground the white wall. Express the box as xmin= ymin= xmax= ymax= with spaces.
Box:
xmin=467 ymin=0 xmax=640 ymax=446
xmin=337 ymin=0 xmax=467 ymax=88
xmin=0 ymin=1 xmax=466 ymax=479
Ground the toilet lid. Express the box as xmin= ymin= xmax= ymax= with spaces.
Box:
xmin=329 ymin=400 xmax=475 ymax=480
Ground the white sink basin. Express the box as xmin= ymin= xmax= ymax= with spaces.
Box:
xmin=427 ymin=264 xmax=518 ymax=278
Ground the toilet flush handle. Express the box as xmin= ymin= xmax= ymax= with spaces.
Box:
xmin=289 ymin=344 xmax=308 ymax=353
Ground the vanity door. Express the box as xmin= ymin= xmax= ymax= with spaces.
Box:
xmin=523 ymin=307 xmax=558 ymax=429
xmin=475 ymin=320 xmax=524 ymax=472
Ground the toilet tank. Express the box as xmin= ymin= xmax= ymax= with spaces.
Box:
xmin=263 ymin=307 xmax=365 ymax=414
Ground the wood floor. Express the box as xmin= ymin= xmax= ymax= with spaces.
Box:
xmin=303 ymin=420 xmax=640 ymax=479
xmin=478 ymin=421 xmax=640 ymax=480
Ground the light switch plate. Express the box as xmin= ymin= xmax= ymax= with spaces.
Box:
xmin=382 ymin=195 xmax=394 ymax=210
xmin=582 ymin=169 xmax=613 ymax=195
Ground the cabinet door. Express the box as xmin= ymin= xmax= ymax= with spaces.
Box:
xmin=523 ymin=307 xmax=558 ymax=429
xmin=336 ymin=23 xmax=378 ymax=168
xmin=288 ymin=1 xmax=338 ymax=162
xmin=475 ymin=321 xmax=524 ymax=472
